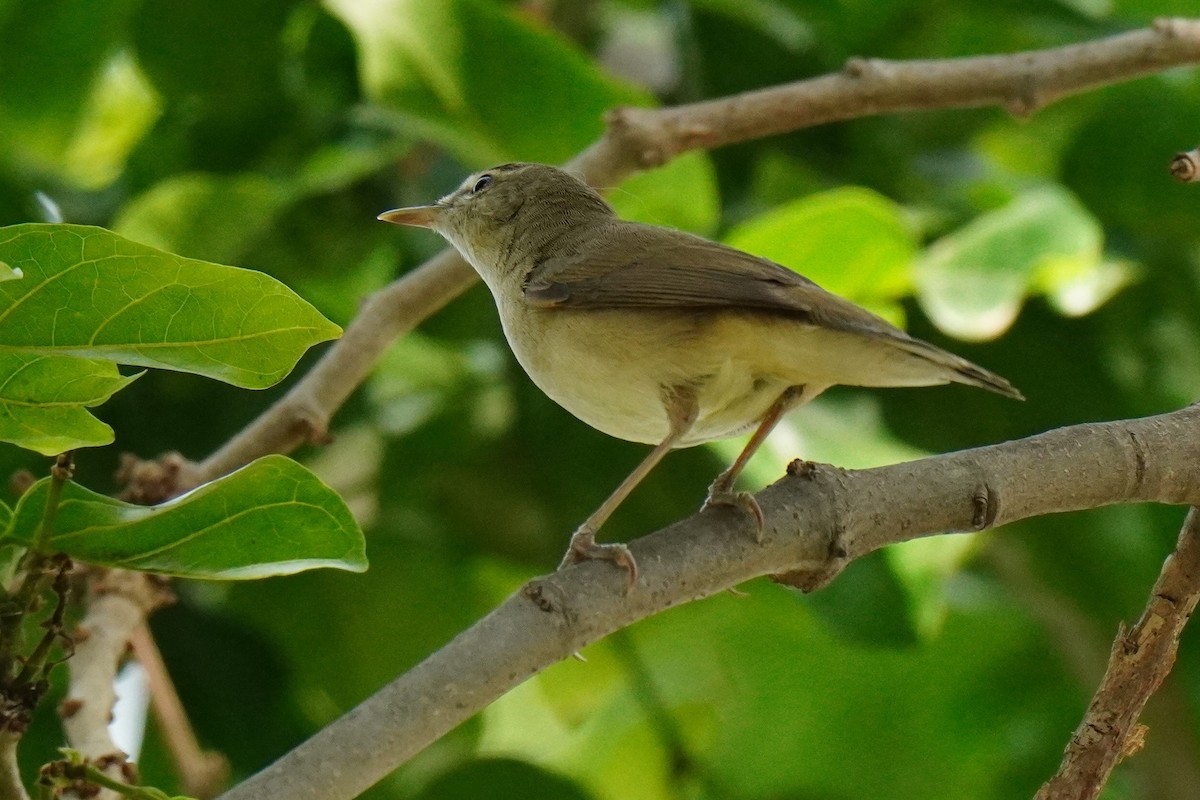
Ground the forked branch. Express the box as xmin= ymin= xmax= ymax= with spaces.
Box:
xmin=217 ymin=405 xmax=1200 ymax=800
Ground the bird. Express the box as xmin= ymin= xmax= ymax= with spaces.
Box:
xmin=379 ymin=162 xmax=1021 ymax=587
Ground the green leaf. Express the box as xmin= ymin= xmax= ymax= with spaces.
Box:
xmin=5 ymin=455 xmax=366 ymax=579
xmin=0 ymin=0 xmax=140 ymax=172
xmin=804 ymin=551 xmax=920 ymax=647
xmin=325 ymin=0 xmax=645 ymax=164
xmin=414 ymin=759 xmax=591 ymax=800
xmin=915 ymin=186 xmax=1109 ymax=341
xmin=724 ymin=187 xmax=916 ymax=326
xmin=0 ymin=352 xmax=139 ymax=455
xmin=60 ymin=51 xmax=162 ymax=190
xmin=112 ymin=173 xmax=289 ymax=265
xmin=609 ymin=151 xmax=721 ymax=236
xmin=0 ymin=224 xmax=342 ymax=390
xmin=689 ymin=0 xmax=813 ymax=53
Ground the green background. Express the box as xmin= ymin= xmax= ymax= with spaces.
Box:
xmin=2 ymin=1 xmax=1198 ymax=798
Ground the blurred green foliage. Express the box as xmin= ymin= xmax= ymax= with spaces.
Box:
xmin=2 ymin=1 xmax=1199 ymax=799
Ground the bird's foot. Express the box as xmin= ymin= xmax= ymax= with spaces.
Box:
xmin=703 ymin=480 xmax=765 ymax=541
xmin=559 ymin=525 xmax=637 ymax=591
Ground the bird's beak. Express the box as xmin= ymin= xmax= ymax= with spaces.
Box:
xmin=377 ymin=205 xmax=442 ymax=228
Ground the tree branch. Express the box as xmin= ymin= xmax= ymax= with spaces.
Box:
xmin=1035 ymin=506 xmax=1200 ymax=800
xmin=60 ymin=571 xmax=172 ymax=800
xmin=216 ymin=405 xmax=1200 ymax=800
xmin=128 ymin=625 xmax=229 ymax=799
xmin=577 ymin=18 xmax=1200 ymax=180
xmin=133 ymin=17 xmax=1200 ymax=497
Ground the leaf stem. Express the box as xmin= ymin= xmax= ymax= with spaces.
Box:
xmin=0 ymin=453 xmax=75 ymax=683
xmin=13 ymin=556 xmax=73 ymax=687
xmin=32 ymin=452 xmax=75 ymax=555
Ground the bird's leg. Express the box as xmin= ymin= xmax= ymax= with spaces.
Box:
xmin=561 ymin=386 xmax=699 ymax=589
xmin=704 ymin=385 xmax=811 ymax=537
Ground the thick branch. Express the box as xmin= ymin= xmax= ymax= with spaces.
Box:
xmin=170 ymin=18 xmax=1200 ymax=492
xmin=1035 ymin=507 xmax=1200 ymax=800
xmin=217 ymin=405 xmax=1200 ymax=800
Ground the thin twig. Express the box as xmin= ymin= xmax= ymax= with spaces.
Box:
xmin=116 ymin=17 xmax=1200 ymax=500
xmin=1035 ymin=508 xmax=1200 ymax=800
xmin=128 ymin=624 xmax=229 ymax=798
xmin=14 ymin=557 xmax=74 ymax=687
xmin=217 ymin=405 xmax=1200 ymax=800
xmin=0 ymin=453 xmax=76 ymax=683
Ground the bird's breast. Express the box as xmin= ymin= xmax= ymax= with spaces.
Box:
xmin=495 ymin=304 xmax=790 ymax=446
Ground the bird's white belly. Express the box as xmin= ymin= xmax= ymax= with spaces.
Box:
xmin=499 ymin=307 xmax=790 ymax=446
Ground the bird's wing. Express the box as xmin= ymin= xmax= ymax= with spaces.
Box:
xmin=522 ymin=221 xmax=903 ymax=341
xmin=522 ymin=221 xmax=1023 ymax=400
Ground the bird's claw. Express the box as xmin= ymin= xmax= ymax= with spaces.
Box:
xmin=559 ymin=526 xmax=638 ymax=592
xmin=703 ymin=487 xmax=765 ymax=540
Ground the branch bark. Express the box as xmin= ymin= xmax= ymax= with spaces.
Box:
xmin=1035 ymin=507 xmax=1200 ymax=800
xmin=154 ymin=17 xmax=1200 ymax=495
xmin=60 ymin=571 xmax=171 ymax=800
xmin=217 ymin=405 xmax=1200 ymax=800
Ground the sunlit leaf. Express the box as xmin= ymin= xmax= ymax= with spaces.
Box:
xmin=0 ymin=224 xmax=341 ymax=390
xmin=725 ymin=187 xmax=916 ymax=325
xmin=915 ymin=186 xmax=1106 ymax=341
xmin=325 ymin=0 xmax=645 ymax=164
xmin=0 ymin=0 xmax=139 ymax=171
xmin=61 ymin=51 xmax=162 ymax=190
xmin=609 ymin=151 xmax=720 ymax=236
xmin=5 ymin=455 xmax=366 ymax=579
xmin=1037 ymin=257 xmax=1137 ymax=319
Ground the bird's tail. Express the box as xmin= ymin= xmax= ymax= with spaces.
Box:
xmin=896 ymin=337 xmax=1024 ymax=400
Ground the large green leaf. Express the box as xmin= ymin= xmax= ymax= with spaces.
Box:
xmin=5 ymin=455 xmax=366 ymax=579
xmin=325 ymin=0 xmax=645 ymax=164
xmin=0 ymin=224 xmax=340 ymax=453
xmin=724 ymin=187 xmax=916 ymax=326
xmin=914 ymin=186 xmax=1127 ymax=341
xmin=0 ymin=224 xmax=340 ymax=384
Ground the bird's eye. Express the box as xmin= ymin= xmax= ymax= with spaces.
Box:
xmin=472 ymin=174 xmax=493 ymax=193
